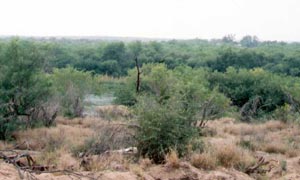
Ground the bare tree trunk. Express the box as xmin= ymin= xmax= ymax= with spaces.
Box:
xmin=74 ymin=97 xmax=83 ymax=117
xmin=135 ymin=57 xmax=141 ymax=93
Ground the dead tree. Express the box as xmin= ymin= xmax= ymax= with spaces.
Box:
xmin=135 ymin=57 xmax=141 ymax=93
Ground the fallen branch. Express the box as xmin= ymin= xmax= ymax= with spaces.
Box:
xmin=245 ymin=156 xmax=278 ymax=174
xmin=0 ymin=149 xmax=97 ymax=179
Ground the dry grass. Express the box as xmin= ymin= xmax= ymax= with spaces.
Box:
xmin=139 ymin=158 xmax=152 ymax=169
xmin=57 ymin=152 xmax=80 ymax=170
xmin=13 ymin=126 xmax=66 ymax=151
xmin=263 ymin=120 xmax=286 ymax=132
xmin=95 ymin=105 xmax=132 ymax=120
xmin=35 ymin=148 xmax=79 ymax=170
xmin=73 ymin=121 xmax=135 ymax=156
xmin=13 ymin=124 xmax=94 ymax=151
xmin=129 ymin=165 xmax=145 ymax=179
xmin=285 ymin=149 xmax=299 ymax=158
xmin=263 ymin=142 xmax=288 ymax=154
xmin=224 ymin=123 xmax=260 ymax=136
xmin=165 ymin=150 xmax=180 ymax=169
xmin=222 ymin=120 xmax=286 ymax=137
xmin=190 ymin=142 xmax=255 ymax=171
xmin=191 ymin=152 xmax=217 ymax=170
xmin=4 ymin=113 xmax=299 ymax=179
xmin=36 ymin=150 xmax=60 ymax=168
xmin=214 ymin=143 xmax=256 ymax=171
xmin=81 ymin=153 xmax=130 ymax=172
xmin=216 ymin=118 xmax=299 ymax=159
xmin=0 ymin=141 xmax=13 ymax=150
xmin=56 ymin=116 xmax=102 ymax=129
xmin=215 ymin=144 xmax=243 ymax=168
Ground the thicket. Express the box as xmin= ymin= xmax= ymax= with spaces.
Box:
xmin=207 ymin=67 xmax=300 ymax=121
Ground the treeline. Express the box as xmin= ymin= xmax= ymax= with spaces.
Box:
xmin=1 ymin=36 xmax=300 ymax=77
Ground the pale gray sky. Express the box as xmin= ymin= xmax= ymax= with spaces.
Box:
xmin=0 ymin=0 xmax=299 ymax=41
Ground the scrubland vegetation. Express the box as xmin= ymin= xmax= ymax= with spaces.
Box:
xmin=1 ymin=36 xmax=300 ymax=179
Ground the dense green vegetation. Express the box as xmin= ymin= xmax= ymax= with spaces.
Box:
xmin=0 ymin=39 xmax=52 ymax=139
xmin=1 ymin=36 xmax=300 ymax=162
xmin=1 ymin=36 xmax=300 ymax=77
xmin=132 ymin=64 xmax=229 ymax=162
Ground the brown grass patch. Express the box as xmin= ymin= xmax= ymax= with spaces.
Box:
xmin=56 ymin=116 xmax=84 ymax=126
xmin=0 ymin=141 xmax=13 ymax=150
xmin=165 ymin=150 xmax=180 ymax=169
xmin=263 ymin=120 xmax=286 ymax=132
xmin=95 ymin=105 xmax=132 ymax=121
xmin=36 ymin=149 xmax=80 ymax=170
xmin=223 ymin=123 xmax=259 ymax=136
xmin=139 ymin=158 xmax=152 ymax=169
xmin=72 ymin=122 xmax=135 ymax=156
xmin=215 ymin=145 xmax=242 ymax=168
xmin=36 ymin=150 xmax=60 ymax=168
xmin=130 ymin=165 xmax=146 ymax=179
xmin=81 ymin=153 xmax=130 ymax=172
xmin=263 ymin=142 xmax=288 ymax=154
xmin=286 ymin=149 xmax=299 ymax=158
xmin=14 ymin=124 xmax=94 ymax=151
xmin=56 ymin=116 xmax=102 ymax=129
xmin=214 ymin=144 xmax=255 ymax=170
xmin=191 ymin=152 xmax=217 ymax=170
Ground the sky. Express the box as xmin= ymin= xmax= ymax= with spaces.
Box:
xmin=0 ymin=0 xmax=299 ymax=41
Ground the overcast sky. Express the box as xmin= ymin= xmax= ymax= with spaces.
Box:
xmin=0 ymin=0 xmax=299 ymax=41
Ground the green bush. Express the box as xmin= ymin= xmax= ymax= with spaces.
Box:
xmin=0 ymin=38 xmax=52 ymax=140
xmin=133 ymin=64 xmax=230 ymax=163
xmin=135 ymin=95 xmax=198 ymax=163
xmin=115 ymin=64 xmax=230 ymax=120
xmin=51 ymin=67 xmax=95 ymax=117
xmin=208 ymin=67 xmax=300 ymax=121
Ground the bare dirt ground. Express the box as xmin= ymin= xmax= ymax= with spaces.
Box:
xmin=1 ymin=106 xmax=300 ymax=180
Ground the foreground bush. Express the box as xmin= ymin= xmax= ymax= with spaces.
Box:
xmin=135 ymin=96 xmax=198 ymax=163
xmin=0 ymin=39 xmax=52 ymax=140
xmin=133 ymin=64 xmax=230 ymax=163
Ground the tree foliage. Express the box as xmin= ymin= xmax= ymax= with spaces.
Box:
xmin=0 ymin=38 xmax=52 ymax=139
xmin=51 ymin=67 xmax=95 ymax=117
xmin=208 ymin=67 xmax=300 ymax=121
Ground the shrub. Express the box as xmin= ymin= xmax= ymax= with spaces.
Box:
xmin=133 ymin=64 xmax=230 ymax=163
xmin=135 ymin=95 xmax=198 ymax=163
xmin=51 ymin=67 xmax=95 ymax=117
xmin=273 ymin=104 xmax=291 ymax=123
xmin=116 ymin=64 xmax=230 ymax=120
xmin=0 ymin=38 xmax=52 ymax=140
xmin=208 ymin=67 xmax=300 ymax=121
xmin=189 ymin=139 xmax=206 ymax=154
